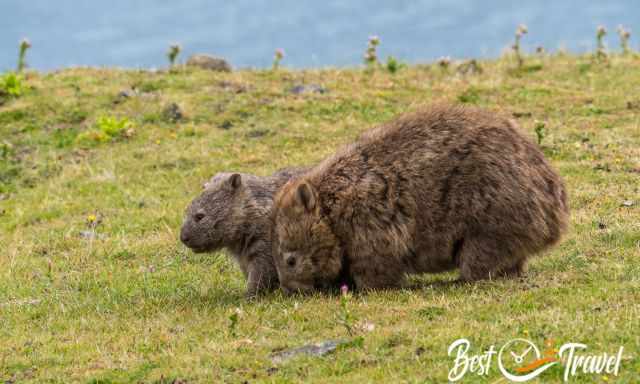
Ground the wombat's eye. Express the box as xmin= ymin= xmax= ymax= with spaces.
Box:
xmin=194 ymin=213 xmax=205 ymax=222
xmin=287 ymin=257 xmax=296 ymax=267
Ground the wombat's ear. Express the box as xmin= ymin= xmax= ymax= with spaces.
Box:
xmin=296 ymin=182 xmax=317 ymax=211
xmin=228 ymin=173 xmax=242 ymax=190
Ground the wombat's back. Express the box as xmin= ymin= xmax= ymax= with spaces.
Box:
xmin=245 ymin=167 xmax=309 ymax=203
xmin=357 ymin=104 xmax=567 ymax=229
xmin=308 ymin=104 xmax=568 ymax=280
xmin=417 ymin=107 xmax=568 ymax=251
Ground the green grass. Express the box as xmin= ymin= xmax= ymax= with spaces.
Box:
xmin=1 ymin=54 xmax=639 ymax=383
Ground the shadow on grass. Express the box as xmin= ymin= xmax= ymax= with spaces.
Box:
xmin=121 ymin=269 xmax=538 ymax=312
xmin=409 ymin=278 xmax=465 ymax=291
xmin=259 ymin=276 xmax=468 ymax=300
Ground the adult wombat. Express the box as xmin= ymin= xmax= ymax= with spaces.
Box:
xmin=180 ymin=167 xmax=303 ymax=297
xmin=272 ymin=104 xmax=568 ymax=293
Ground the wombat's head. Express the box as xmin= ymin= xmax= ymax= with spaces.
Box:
xmin=180 ymin=173 xmax=245 ymax=253
xmin=272 ymin=179 xmax=342 ymax=294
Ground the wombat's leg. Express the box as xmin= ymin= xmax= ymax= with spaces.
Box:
xmin=245 ymin=259 xmax=278 ymax=298
xmin=458 ymin=237 xmax=524 ymax=281
xmin=496 ymin=258 xmax=528 ymax=278
xmin=245 ymin=269 xmax=259 ymax=298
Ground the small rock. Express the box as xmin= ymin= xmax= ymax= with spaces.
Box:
xmin=218 ymin=81 xmax=248 ymax=93
xmin=186 ymin=54 xmax=232 ymax=72
xmin=290 ymin=84 xmax=327 ymax=95
xmin=621 ymin=200 xmax=635 ymax=207
xmin=246 ymin=129 xmax=270 ymax=138
xmin=219 ymin=120 xmax=233 ymax=130
xmin=0 ymin=193 xmax=7 ymax=200
xmin=113 ymin=89 xmax=136 ymax=104
xmin=270 ymin=340 xmax=346 ymax=363
xmin=119 ymin=90 xmax=135 ymax=98
xmin=266 ymin=367 xmax=278 ymax=375
xmin=163 ymin=102 xmax=183 ymax=122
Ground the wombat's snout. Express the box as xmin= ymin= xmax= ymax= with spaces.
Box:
xmin=179 ymin=228 xmax=191 ymax=245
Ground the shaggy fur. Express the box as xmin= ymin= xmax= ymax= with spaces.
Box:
xmin=180 ymin=167 xmax=304 ymax=297
xmin=272 ymin=104 xmax=569 ymax=293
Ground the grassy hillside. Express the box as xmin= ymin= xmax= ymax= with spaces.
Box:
xmin=1 ymin=54 xmax=639 ymax=383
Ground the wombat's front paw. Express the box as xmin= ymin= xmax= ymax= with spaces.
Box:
xmin=244 ymin=280 xmax=274 ymax=300
xmin=244 ymin=282 xmax=278 ymax=299
xmin=245 ymin=278 xmax=260 ymax=299
xmin=244 ymin=288 xmax=259 ymax=300
xmin=246 ymin=264 xmax=279 ymax=299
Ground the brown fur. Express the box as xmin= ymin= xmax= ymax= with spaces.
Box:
xmin=180 ymin=167 xmax=304 ymax=297
xmin=272 ymin=104 xmax=569 ymax=293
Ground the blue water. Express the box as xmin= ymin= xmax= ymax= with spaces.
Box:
xmin=1 ymin=0 xmax=638 ymax=71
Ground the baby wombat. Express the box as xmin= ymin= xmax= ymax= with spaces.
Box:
xmin=272 ymin=104 xmax=568 ymax=293
xmin=180 ymin=167 xmax=303 ymax=297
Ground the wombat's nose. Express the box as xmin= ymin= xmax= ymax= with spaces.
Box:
xmin=286 ymin=255 xmax=296 ymax=267
xmin=180 ymin=231 xmax=190 ymax=244
xmin=282 ymin=252 xmax=296 ymax=267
